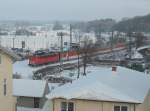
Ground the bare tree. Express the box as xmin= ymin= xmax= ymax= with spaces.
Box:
xmin=80 ymin=36 xmax=96 ymax=76
xmin=135 ymin=32 xmax=145 ymax=48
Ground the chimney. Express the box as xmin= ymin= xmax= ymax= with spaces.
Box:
xmin=112 ymin=65 xmax=117 ymax=72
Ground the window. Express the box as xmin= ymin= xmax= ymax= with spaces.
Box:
xmin=34 ymin=98 xmax=40 ymax=108
xmin=61 ymin=102 xmax=74 ymax=111
xmin=114 ymin=106 xmax=128 ymax=111
xmin=121 ymin=106 xmax=128 ymax=111
xmin=3 ymin=79 xmax=7 ymax=96
xmin=61 ymin=102 xmax=67 ymax=111
xmin=68 ymin=102 xmax=74 ymax=111
xmin=114 ymin=106 xmax=120 ymax=111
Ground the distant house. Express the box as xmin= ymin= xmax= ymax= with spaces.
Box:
xmin=46 ymin=66 xmax=150 ymax=111
xmin=0 ymin=46 xmax=20 ymax=111
xmin=13 ymin=79 xmax=49 ymax=109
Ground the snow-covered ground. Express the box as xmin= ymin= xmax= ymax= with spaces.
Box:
xmin=13 ymin=59 xmax=110 ymax=80
xmin=13 ymin=59 xmax=79 ymax=79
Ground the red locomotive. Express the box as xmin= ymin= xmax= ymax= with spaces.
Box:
xmin=29 ymin=43 xmax=126 ymax=66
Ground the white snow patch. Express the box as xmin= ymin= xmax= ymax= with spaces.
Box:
xmin=132 ymin=51 xmax=143 ymax=59
xmin=13 ymin=79 xmax=46 ymax=97
xmin=17 ymin=107 xmax=41 ymax=111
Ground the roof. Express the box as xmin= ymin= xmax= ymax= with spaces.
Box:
xmin=47 ymin=66 xmax=150 ymax=103
xmin=137 ymin=45 xmax=150 ymax=51
xmin=0 ymin=45 xmax=21 ymax=62
xmin=17 ymin=107 xmax=41 ymax=111
xmin=132 ymin=51 xmax=143 ymax=59
xmin=13 ymin=79 xmax=47 ymax=98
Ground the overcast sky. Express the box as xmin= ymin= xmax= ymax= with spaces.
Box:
xmin=0 ymin=0 xmax=150 ymax=21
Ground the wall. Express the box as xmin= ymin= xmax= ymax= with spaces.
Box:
xmin=17 ymin=96 xmax=45 ymax=108
xmin=136 ymin=90 xmax=150 ymax=111
xmin=0 ymin=53 xmax=16 ymax=111
xmin=53 ymin=98 xmax=135 ymax=111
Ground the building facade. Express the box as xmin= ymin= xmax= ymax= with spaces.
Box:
xmin=13 ymin=79 xmax=49 ymax=109
xmin=50 ymin=96 xmax=150 ymax=111
xmin=0 ymin=47 xmax=19 ymax=111
xmin=46 ymin=66 xmax=150 ymax=111
xmin=52 ymin=98 xmax=136 ymax=111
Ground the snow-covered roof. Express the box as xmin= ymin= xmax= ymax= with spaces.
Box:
xmin=47 ymin=66 xmax=150 ymax=103
xmin=132 ymin=51 xmax=143 ymax=59
xmin=0 ymin=45 xmax=21 ymax=61
xmin=137 ymin=45 xmax=150 ymax=51
xmin=13 ymin=79 xmax=47 ymax=97
xmin=17 ymin=107 xmax=41 ymax=111
xmin=13 ymin=60 xmax=35 ymax=78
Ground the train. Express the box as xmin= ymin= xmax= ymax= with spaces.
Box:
xmin=29 ymin=43 xmax=126 ymax=66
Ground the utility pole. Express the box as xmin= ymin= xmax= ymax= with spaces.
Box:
xmin=70 ymin=24 xmax=72 ymax=49
xmin=13 ymin=36 xmax=15 ymax=49
xmin=111 ymin=31 xmax=114 ymax=60
xmin=77 ymin=33 xmax=81 ymax=79
xmin=57 ymin=32 xmax=64 ymax=68
xmin=128 ymin=32 xmax=132 ymax=59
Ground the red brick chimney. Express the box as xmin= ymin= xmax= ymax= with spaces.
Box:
xmin=112 ymin=65 xmax=117 ymax=72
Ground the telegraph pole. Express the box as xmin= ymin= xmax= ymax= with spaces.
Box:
xmin=111 ymin=31 xmax=114 ymax=60
xmin=128 ymin=32 xmax=132 ymax=59
xmin=57 ymin=32 xmax=64 ymax=68
xmin=13 ymin=36 xmax=15 ymax=49
xmin=60 ymin=32 xmax=63 ymax=57
xmin=77 ymin=32 xmax=81 ymax=79
xmin=70 ymin=24 xmax=72 ymax=49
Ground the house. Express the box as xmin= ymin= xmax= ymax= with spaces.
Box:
xmin=0 ymin=46 xmax=20 ymax=111
xmin=13 ymin=79 xmax=49 ymax=109
xmin=46 ymin=66 xmax=150 ymax=111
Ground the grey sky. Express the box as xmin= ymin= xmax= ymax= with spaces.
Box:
xmin=0 ymin=0 xmax=150 ymax=21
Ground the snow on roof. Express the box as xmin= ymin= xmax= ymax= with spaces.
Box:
xmin=13 ymin=79 xmax=46 ymax=97
xmin=132 ymin=51 xmax=143 ymax=59
xmin=47 ymin=66 xmax=150 ymax=103
xmin=13 ymin=60 xmax=35 ymax=78
xmin=17 ymin=107 xmax=41 ymax=111
xmin=137 ymin=45 xmax=150 ymax=51
xmin=0 ymin=45 xmax=21 ymax=61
